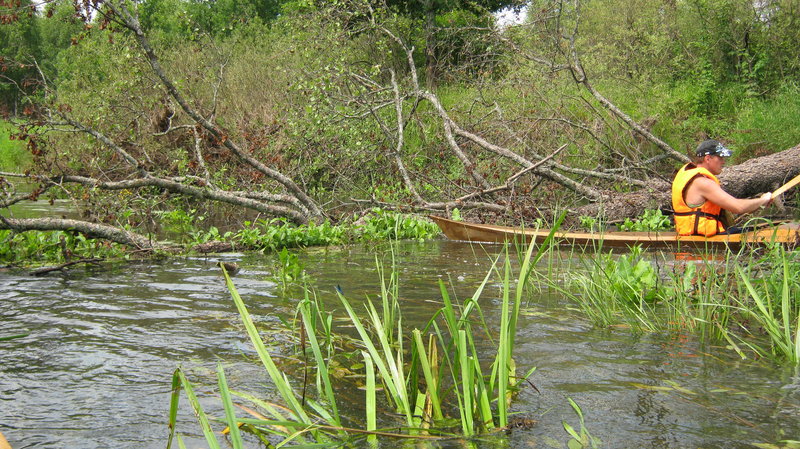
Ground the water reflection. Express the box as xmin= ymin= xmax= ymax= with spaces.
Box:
xmin=0 ymin=241 xmax=798 ymax=449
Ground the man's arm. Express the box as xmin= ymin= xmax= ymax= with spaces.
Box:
xmin=694 ymin=177 xmax=772 ymax=214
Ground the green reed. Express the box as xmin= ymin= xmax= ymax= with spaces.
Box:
xmin=733 ymin=245 xmax=800 ymax=363
xmin=551 ymin=238 xmax=800 ymax=365
xmin=166 ymin=236 xmax=551 ymax=446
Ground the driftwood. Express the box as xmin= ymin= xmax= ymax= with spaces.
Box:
xmin=193 ymin=241 xmax=235 ymax=253
xmin=30 ymin=258 xmax=103 ymax=276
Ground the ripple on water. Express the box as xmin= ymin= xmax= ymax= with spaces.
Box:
xmin=1 ymin=243 xmax=799 ymax=449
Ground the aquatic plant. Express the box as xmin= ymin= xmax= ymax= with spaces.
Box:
xmin=617 ymin=209 xmax=672 ymax=232
xmin=355 ymin=208 xmax=440 ymax=241
xmin=733 ymin=245 xmax=800 ymax=363
xmin=563 ymin=398 xmax=600 ymax=449
xmin=186 ymin=210 xmax=438 ymax=253
xmin=557 ymin=245 xmax=668 ymax=332
xmin=271 ymin=247 xmax=307 ymax=290
xmin=155 ymin=208 xmax=202 ymax=243
xmin=166 ymin=238 xmax=550 ymax=446
xmin=550 ymin=238 xmax=800 ymax=365
xmin=0 ymin=229 xmax=129 ymax=265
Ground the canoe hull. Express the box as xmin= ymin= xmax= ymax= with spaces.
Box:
xmin=430 ymin=216 xmax=800 ymax=251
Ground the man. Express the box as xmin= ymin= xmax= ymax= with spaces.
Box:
xmin=672 ymin=139 xmax=772 ymax=236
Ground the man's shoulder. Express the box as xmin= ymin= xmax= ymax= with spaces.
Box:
xmin=691 ymin=175 xmax=720 ymax=191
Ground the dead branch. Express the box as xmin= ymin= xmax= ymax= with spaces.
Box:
xmin=30 ymin=258 xmax=103 ymax=276
xmin=0 ymin=215 xmax=159 ymax=250
xmin=107 ymin=1 xmax=324 ymax=220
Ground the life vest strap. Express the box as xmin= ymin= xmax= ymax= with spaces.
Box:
xmin=673 ymin=210 xmax=723 ymax=236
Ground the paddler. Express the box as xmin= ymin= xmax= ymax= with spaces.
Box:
xmin=672 ymin=139 xmax=772 ymax=236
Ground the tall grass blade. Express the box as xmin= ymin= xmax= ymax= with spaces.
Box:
xmin=412 ymin=330 xmax=444 ymax=421
xmin=363 ymin=351 xmax=377 ymax=441
xmin=166 ymin=369 xmax=182 ymax=449
xmin=175 ymin=368 xmax=222 ymax=449
xmin=457 ymin=329 xmax=474 ymax=435
xmin=222 ymin=268 xmax=314 ymax=425
xmin=217 ymin=363 xmax=244 ymax=449
xmin=335 ymin=290 xmax=413 ymax=426
xmin=299 ymin=298 xmax=340 ymax=425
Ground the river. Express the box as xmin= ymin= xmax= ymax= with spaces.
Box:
xmin=1 ymin=240 xmax=799 ymax=448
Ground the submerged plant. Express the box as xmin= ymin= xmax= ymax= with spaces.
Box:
xmin=563 ymin=398 xmax=600 ymax=449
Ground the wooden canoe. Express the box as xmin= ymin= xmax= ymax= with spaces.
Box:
xmin=430 ymin=215 xmax=800 ymax=251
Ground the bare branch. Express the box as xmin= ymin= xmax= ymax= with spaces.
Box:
xmin=107 ymin=1 xmax=323 ymax=219
xmin=0 ymin=215 xmax=159 ymax=250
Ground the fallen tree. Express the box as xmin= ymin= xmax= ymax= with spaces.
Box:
xmin=573 ymin=144 xmax=800 ymax=223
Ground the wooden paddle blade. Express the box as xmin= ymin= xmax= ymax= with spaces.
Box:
xmin=772 ymin=173 xmax=800 ymax=198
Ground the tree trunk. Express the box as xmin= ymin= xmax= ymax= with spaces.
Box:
xmin=0 ymin=217 xmax=160 ymax=251
xmin=572 ymin=143 xmax=800 ymax=223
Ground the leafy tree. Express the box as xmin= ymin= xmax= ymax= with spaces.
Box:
xmin=0 ymin=0 xmax=40 ymax=113
xmin=37 ymin=0 xmax=86 ymax=79
xmin=185 ymin=0 xmax=284 ymax=36
xmin=383 ymin=0 xmax=525 ymax=87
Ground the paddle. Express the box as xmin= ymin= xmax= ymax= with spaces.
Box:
xmin=725 ymin=173 xmax=800 ymax=227
xmin=771 ymin=173 xmax=800 ymax=198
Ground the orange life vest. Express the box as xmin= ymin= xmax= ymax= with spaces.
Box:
xmin=671 ymin=163 xmax=726 ymax=236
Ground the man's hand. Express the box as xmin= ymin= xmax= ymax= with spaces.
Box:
xmin=759 ymin=192 xmax=772 ymax=208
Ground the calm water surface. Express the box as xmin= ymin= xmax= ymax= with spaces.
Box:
xmin=1 ymin=240 xmax=799 ymax=448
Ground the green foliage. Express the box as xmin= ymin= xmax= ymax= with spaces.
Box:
xmin=36 ymin=0 xmax=85 ymax=77
xmin=733 ymin=245 xmax=800 ymax=363
xmin=271 ymin=247 xmax=306 ymax=290
xmin=732 ymin=82 xmax=800 ymax=158
xmin=579 ymin=215 xmax=599 ymax=232
xmin=618 ymin=209 xmax=671 ymax=232
xmin=238 ymin=219 xmax=345 ymax=251
xmin=156 ymin=208 xmax=203 ymax=243
xmin=0 ymin=0 xmax=40 ymax=107
xmin=356 ymin=209 xmax=440 ymax=241
xmin=186 ymin=211 xmax=439 ymax=253
xmin=168 ymin=238 xmax=538 ymax=445
xmin=563 ymin=398 xmax=600 ymax=449
xmin=0 ymin=229 xmax=128 ymax=265
xmin=540 ymin=235 xmax=800 ymax=364
xmin=560 ymin=246 xmax=667 ymax=332
xmin=0 ymin=121 xmax=30 ymax=170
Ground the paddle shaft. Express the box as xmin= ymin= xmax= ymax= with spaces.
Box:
xmin=772 ymin=173 xmax=800 ymax=198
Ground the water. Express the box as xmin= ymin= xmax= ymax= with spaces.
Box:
xmin=1 ymin=241 xmax=799 ymax=448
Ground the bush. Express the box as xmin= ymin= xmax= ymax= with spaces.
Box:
xmin=0 ymin=121 xmax=30 ymax=171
